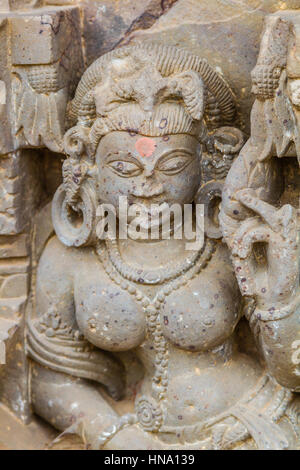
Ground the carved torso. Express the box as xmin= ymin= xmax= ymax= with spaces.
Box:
xmin=34 ymin=236 xmax=265 ymax=428
xmin=74 ymin=241 xmax=239 ymax=354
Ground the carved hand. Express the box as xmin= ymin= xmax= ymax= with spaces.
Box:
xmin=230 ymin=189 xmax=299 ymax=309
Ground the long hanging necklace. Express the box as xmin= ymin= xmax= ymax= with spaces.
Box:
xmin=96 ymin=237 xmax=217 ymax=431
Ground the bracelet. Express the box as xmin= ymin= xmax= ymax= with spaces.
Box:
xmin=254 ymin=293 xmax=300 ymax=322
xmin=96 ymin=413 xmax=137 ymax=449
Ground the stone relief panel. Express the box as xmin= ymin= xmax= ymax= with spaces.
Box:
xmin=0 ymin=0 xmax=298 ymax=451
xmin=26 ymin=40 xmax=299 ymax=449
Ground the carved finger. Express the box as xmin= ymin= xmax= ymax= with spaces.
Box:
xmin=232 ymin=257 xmax=257 ymax=296
xmin=232 ymin=222 xmax=272 ymax=259
xmin=235 ymin=189 xmax=279 ymax=230
xmin=232 ymin=217 xmax=264 ymax=256
xmin=276 ymin=204 xmax=298 ymax=239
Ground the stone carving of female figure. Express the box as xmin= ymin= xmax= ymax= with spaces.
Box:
xmin=26 ymin=43 xmax=299 ymax=450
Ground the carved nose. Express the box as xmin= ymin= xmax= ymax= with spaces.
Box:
xmin=131 ymin=182 xmax=164 ymax=198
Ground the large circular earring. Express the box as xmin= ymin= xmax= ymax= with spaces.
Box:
xmin=52 ymin=181 xmax=97 ymax=247
xmin=195 ymin=181 xmax=223 ymax=239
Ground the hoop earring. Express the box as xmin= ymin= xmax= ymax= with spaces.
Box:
xmin=195 ymin=181 xmax=223 ymax=239
xmin=52 ymin=181 xmax=97 ymax=247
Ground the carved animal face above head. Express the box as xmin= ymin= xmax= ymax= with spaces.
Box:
xmin=93 ymin=61 xmax=205 ymax=121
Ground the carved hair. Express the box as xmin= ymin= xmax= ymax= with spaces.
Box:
xmin=69 ymin=43 xmax=235 ymax=124
xmin=64 ymin=43 xmax=236 ymax=158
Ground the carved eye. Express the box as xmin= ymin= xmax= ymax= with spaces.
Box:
xmin=107 ymin=160 xmax=142 ymax=177
xmin=157 ymin=154 xmax=193 ymax=175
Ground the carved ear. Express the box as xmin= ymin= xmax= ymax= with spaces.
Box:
xmin=62 ymin=158 xmax=88 ymax=207
xmin=195 ymin=181 xmax=223 ymax=239
xmin=170 ymin=71 xmax=205 ymax=120
xmin=63 ymin=125 xmax=91 ymax=160
xmin=212 ymin=127 xmax=244 ymax=155
xmin=63 ymin=125 xmax=93 ymax=208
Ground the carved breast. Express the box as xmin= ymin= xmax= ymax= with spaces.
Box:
xmin=73 ymin=244 xmax=240 ymax=354
xmin=160 ymin=271 xmax=241 ymax=352
xmin=74 ymin=273 xmax=147 ymax=352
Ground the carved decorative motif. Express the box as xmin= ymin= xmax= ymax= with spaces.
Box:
xmin=10 ymin=7 xmax=84 ymax=153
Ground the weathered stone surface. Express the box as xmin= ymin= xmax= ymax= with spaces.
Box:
xmin=11 ymin=7 xmax=84 ymax=152
xmin=0 ymin=274 xmax=28 ymax=297
xmin=10 ymin=6 xmax=81 ymax=66
xmin=0 ymin=319 xmax=29 ymax=422
xmin=0 ymin=402 xmax=56 ymax=450
xmin=0 ymin=18 xmax=13 ymax=154
xmin=123 ymin=0 xmax=300 ymax=133
xmin=0 ymin=296 xmax=27 ymax=315
xmin=0 ymin=5 xmax=84 ymax=154
xmin=0 ymin=234 xmax=28 ymax=258
xmin=0 ymin=152 xmax=41 ymax=234
xmin=0 ymin=153 xmax=23 ymax=234
xmin=0 ymin=0 xmax=37 ymax=10
xmin=0 ymin=258 xmax=29 ymax=274
xmin=0 ymin=0 xmax=299 ymax=451
xmin=81 ymin=0 xmax=178 ymax=66
xmin=0 ymin=318 xmax=17 ymax=363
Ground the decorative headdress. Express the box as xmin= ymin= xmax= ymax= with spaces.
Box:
xmin=64 ymin=43 xmax=237 ymax=157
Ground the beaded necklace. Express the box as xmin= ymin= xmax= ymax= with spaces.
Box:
xmin=96 ymin=237 xmax=217 ymax=431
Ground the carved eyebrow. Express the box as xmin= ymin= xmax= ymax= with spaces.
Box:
xmin=104 ymin=152 xmax=143 ymax=167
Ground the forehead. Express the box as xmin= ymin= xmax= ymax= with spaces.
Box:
xmin=96 ymin=131 xmax=199 ymax=160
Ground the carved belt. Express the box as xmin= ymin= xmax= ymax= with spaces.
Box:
xmin=136 ymin=375 xmax=293 ymax=450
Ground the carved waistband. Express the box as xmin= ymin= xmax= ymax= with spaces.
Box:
xmin=142 ymin=375 xmax=293 ymax=450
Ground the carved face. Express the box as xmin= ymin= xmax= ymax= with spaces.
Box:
xmin=95 ymin=131 xmax=201 ymax=216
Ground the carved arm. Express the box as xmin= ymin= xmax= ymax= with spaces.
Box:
xmin=26 ymin=237 xmax=126 ymax=447
xmin=227 ymin=190 xmax=300 ymax=391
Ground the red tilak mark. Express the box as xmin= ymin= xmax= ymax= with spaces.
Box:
xmin=135 ymin=137 xmax=156 ymax=157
